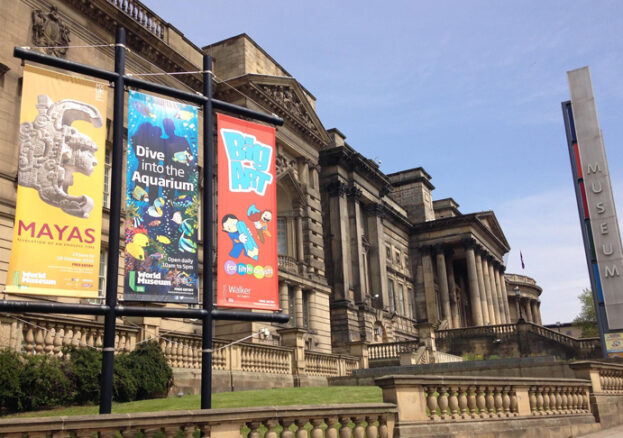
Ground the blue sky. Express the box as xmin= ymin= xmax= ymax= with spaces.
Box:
xmin=143 ymin=0 xmax=623 ymax=324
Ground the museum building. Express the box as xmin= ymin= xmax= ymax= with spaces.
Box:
xmin=0 ymin=0 xmax=560 ymax=388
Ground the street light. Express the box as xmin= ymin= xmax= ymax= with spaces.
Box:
xmin=514 ymin=286 xmax=525 ymax=323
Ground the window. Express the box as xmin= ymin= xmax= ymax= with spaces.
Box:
xmin=397 ymin=283 xmax=405 ymax=315
xmin=103 ymin=147 xmax=112 ymax=209
xmin=277 ymin=217 xmax=287 ymax=255
xmin=98 ymin=248 xmax=107 ymax=298
xmin=388 ymin=279 xmax=395 ymax=312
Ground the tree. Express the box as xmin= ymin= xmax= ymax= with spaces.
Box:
xmin=573 ymin=288 xmax=599 ymax=337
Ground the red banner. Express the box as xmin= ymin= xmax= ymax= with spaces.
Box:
xmin=216 ymin=114 xmax=278 ymax=310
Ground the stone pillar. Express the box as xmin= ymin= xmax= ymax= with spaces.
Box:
xmin=327 ymin=181 xmax=350 ymax=300
xmin=498 ymin=268 xmax=511 ymax=323
xmin=464 ymin=241 xmax=483 ymax=326
xmin=421 ymin=247 xmax=439 ymax=324
xmin=525 ymin=299 xmax=534 ymax=323
xmin=435 ymin=244 xmax=452 ymax=328
xmin=487 ymin=257 xmax=501 ymax=325
xmin=367 ymin=203 xmax=388 ymax=308
xmin=475 ymin=249 xmax=490 ymax=325
xmin=481 ymin=255 xmax=497 ymax=324
xmin=446 ymin=249 xmax=460 ymax=328
xmin=279 ymin=281 xmax=289 ymax=315
xmin=296 ymin=208 xmax=304 ymax=263
xmin=491 ymin=262 xmax=507 ymax=324
xmin=295 ymin=285 xmax=304 ymax=327
xmin=349 ymin=187 xmax=366 ymax=302
xmin=535 ymin=300 xmax=543 ymax=325
xmin=531 ymin=301 xmax=541 ymax=326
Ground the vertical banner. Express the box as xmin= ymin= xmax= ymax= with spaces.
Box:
xmin=217 ymin=114 xmax=278 ymax=310
xmin=6 ymin=65 xmax=107 ymax=298
xmin=124 ymin=91 xmax=199 ymax=303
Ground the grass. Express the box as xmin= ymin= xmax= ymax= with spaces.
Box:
xmin=9 ymin=386 xmax=382 ymax=418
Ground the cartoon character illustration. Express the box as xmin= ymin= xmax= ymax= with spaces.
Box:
xmin=222 ymin=214 xmax=259 ymax=260
xmin=247 ymin=204 xmax=273 ymax=243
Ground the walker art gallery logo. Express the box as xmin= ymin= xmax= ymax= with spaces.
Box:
xmin=217 ymin=114 xmax=279 ymax=310
xmin=6 ymin=65 xmax=107 ymax=298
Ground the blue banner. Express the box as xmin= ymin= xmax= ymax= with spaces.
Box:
xmin=124 ymin=90 xmax=199 ymax=303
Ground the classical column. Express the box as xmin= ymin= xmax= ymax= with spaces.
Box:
xmin=475 ymin=249 xmax=490 ymax=325
xmin=487 ymin=257 xmax=502 ymax=324
xmin=296 ymin=207 xmax=305 ymax=263
xmin=421 ymin=246 xmax=439 ymax=324
xmin=279 ymin=281 xmax=289 ymax=315
xmin=327 ymin=181 xmax=350 ymax=300
xmin=491 ymin=261 xmax=507 ymax=324
xmin=525 ymin=299 xmax=534 ymax=323
xmin=446 ymin=249 xmax=460 ymax=328
xmin=481 ymin=255 xmax=497 ymax=324
xmin=531 ymin=300 xmax=541 ymax=326
xmin=295 ymin=285 xmax=304 ymax=327
xmin=464 ymin=240 xmax=483 ymax=326
xmin=435 ymin=244 xmax=452 ymax=328
xmin=348 ymin=187 xmax=366 ymax=302
xmin=498 ymin=268 xmax=511 ymax=324
xmin=366 ymin=203 xmax=388 ymax=308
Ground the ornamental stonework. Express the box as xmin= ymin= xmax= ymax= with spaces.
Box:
xmin=260 ymin=85 xmax=319 ymax=135
xmin=31 ymin=6 xmax=71 ymax=57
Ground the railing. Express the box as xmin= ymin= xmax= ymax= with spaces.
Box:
xmin=505 ymin=273 xmax=538 ymax=286
xmin=278 ymin=255 xmax=299 ymax=274
xmin=160 ymin=333 xmax=202 ymax=369
xmin=0 ymin=404 xmax=397 ymax=438
xmin=436 ymin=323 xmax=517 ymax=341
xmin=369 ymin=340 xmax=419 ymax=360
xmin=305 ymin=351 xmax=360 ymax=376
xmin=570 ymin=361 xmax=623 ymax=394
xmin=376 ymin=375 xmax=592 ymax=423
xmin=107 ymin=0 xmax=165 ymax=38
xmin=241 ymin=343 xmax=292 ymax=374
xmin=392 ymin=313 xmax=418 ymax=336
xmin=17 ymin=314 xmax=138 ymax=359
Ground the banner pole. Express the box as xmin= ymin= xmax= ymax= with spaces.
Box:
xmin=100 ymin=26 xmax=126 ymax=414
xmin=201 ymin=54 xmax=214 ymax=410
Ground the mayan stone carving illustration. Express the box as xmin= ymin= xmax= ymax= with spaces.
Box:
xmin=18 ymin=95 xmax=103 ymax=218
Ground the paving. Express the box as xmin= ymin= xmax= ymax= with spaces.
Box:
xmin=578 ymin=425 xmax=623 ymax=437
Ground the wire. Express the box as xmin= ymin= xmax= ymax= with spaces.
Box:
xmin=127 ymin=70 xmax=212 ymax=77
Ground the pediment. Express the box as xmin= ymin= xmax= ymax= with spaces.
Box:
xmin=248 ymin=75 xmax=331 ymax=147
xmin=476 ymin=211 xmax=510 ymax=251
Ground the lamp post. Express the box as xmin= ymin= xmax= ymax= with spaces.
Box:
xmin=514 ymin=287 xmax=525 ymax=323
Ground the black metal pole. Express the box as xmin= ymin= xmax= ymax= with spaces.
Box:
xmin=201 ymin=54 xmax=214 ymax=410
xmin=99 ymin=27 xmax=126 ymax=414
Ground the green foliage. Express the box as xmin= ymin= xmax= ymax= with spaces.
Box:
xmin=0 ymin=349 xmax=24 ymax=414
xmin=461 ymin=352 xmax=484 ymax=361
xmin=64 ymin=347 xmax=102 ymax=404
xmin=125 ymin=341 xmax=173 ymax=400
xmin=573 ymin=288 xmax=599 ymax=337
xmin=113 ymin=354 xmax=138 ymax=403
xmin=20 ymin=355 xmax=73 ymax=411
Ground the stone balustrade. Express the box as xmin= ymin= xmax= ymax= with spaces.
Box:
xmin=0 ymin=404 xmax=396 ymax=438
xmin=107 ymin=0 xmax=165 ymax=38
xmin=436 ymin=323 xmax=517 ymax=341
xmin=241 ymin=343 xmax=292 ymax=374
xmin=369 ymin=340 xmax=419 ymax=361
xmin=11 ymin=314 xmax=138 ymax=359
xmin=376 ymin=375 xmax=592 ymax=424
xmin=570 ymin=361 xmax=623 ymax=394
xmin=305 ymin=351 xmax=360 ymax=376
xmin=278 ymin=255 xmax=300 ymax=274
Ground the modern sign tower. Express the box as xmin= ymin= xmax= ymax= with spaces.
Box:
xmin=562 ymin=66 xmax=623 ymax=358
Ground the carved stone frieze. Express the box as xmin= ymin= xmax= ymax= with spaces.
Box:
xmin=260 ymin=85 xmax=319 ymax=134
xmin=276 ymin=154 xmax=296 ymax=176
xmin=32 ymin=6 xmax=70 ymax=57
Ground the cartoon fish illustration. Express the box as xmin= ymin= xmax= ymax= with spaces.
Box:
xmin=147 ymin=198 xmax=164 ymax=217
xmin=173 ymin=150 xmax=193 ymax=164
xmin=171 ymin=211 xmax=182 ymax=224
xmin=127 ymin=233 xmax=150 ymax=260
xmin=156 ymin=235 xmax=171 ymax=244
xmin=179 ymin=235 xmax=197 ymax=253
xmin=132 ymin=185 xmax=149 ymax=202
xmin=175 ymin=110 xmax=195 ymax=121
xmin=148 ymin=220 xmax=162 ymax=227
xmin=150 ymin=252 xmax=164 ymax=260
xmin=132 ymin=217 xmax=143 ymax=228
xmin=132 ymin=100 xmax=155 ymax=119
xmin=181 ymin=218 xmax=194 ymax=236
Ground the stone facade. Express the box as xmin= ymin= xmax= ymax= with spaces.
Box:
xmin=0 ymin=0 xmax=547 ymax=363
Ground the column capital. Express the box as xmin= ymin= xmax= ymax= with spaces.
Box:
xmin=418 ymin=244 xmax=434 ymax=255
xmin=346 ymin=186 xmax=363 ymax=202
xmin=461 ymin=237 xmax=476 ymax=249
xmin=326 ymin=180 xmax=348 ymax=197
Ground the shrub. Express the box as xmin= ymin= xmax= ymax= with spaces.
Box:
xmin=20 ymin=355 xmax=73 ymax=411
xmin=113 ymin=353 xmax=138 ymax=402
xmin=0 ymin=349 xmax=23 ymax=414
xmin=126 ymin=341 xmax=173 ymax=399
xmin=64 ymin=346 xmax=102 ymax=404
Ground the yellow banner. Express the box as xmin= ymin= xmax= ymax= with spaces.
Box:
xmin=6 ymin=65 xmax=108 ymax=298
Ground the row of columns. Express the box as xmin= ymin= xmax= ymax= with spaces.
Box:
xmin=511 ymin=295 xmax=542 ymax=325
xmin=279 ymin=281 xmax=304 ymax=327
xmin=463 ymin=239 xmax=511 ymax=326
